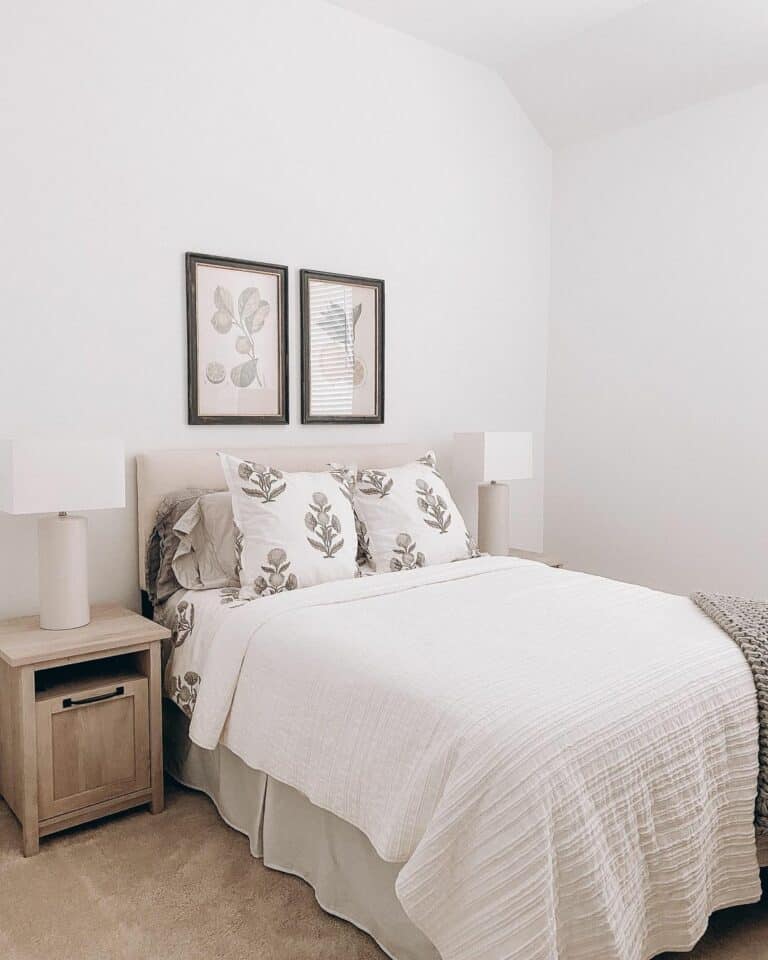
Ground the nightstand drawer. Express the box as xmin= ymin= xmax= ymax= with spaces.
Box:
xmin=36 ymin=674 xmax=150 ymax=821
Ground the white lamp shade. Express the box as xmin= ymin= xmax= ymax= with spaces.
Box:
xmin=0 ymin=437 xmax=125 ymax=515
xmin=453 ymin=432 xmax=533 ymax=482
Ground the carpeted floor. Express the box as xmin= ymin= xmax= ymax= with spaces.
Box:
xmin=1 ymin=780 xmax=767 ymax=960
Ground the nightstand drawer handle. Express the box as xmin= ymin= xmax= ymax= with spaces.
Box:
xmin=62 ymin=685 xmax=125 ymax=708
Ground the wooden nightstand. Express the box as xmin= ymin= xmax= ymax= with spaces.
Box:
xmin=0 ymin=605 xmax=170 ymax=856
xmin=508 ymin=549 xmax=563 ymax=569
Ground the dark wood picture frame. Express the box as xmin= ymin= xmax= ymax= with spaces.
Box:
xmin=300 ymin=268 xmax=385 ymax=424
xmin=186 ymin=252 xmax=289 ymax=425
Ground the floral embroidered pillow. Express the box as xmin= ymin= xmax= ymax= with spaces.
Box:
xmin=218 ymin=453 xmax=358 ymax=595
xmin=352 ymin=451 xmax=478 ymax=572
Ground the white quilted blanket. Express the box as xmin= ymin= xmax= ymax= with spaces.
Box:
xmin=166 ymin=557 xmax=761 ymax=960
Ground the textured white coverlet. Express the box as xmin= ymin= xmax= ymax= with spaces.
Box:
xmin=169 ymin=557 xmax=761 ymax=960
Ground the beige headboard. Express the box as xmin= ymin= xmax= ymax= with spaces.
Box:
xmin=136 ymin=443 xmax=424 ymax=591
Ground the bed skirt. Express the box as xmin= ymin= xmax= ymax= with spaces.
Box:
xmin=163 ymin=703 xmax=440 ymax=960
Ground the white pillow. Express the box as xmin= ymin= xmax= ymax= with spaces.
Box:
xmin=353 ymin=451 xmax=477 ymax=572
xmin=219 ymin=453 xmax=358 ymax=595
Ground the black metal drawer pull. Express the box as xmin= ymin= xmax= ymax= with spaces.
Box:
xmin=62 ymin=685 xmax=125 ymax=708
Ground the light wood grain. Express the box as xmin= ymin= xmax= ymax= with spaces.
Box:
xmin=37 ymin=789 xmax=153 ymax=837
xmin=0 ymin=607 xmax=165 ymax=854
xmin=36 ymin=676 xmax=149 ymax=821
xmin=140 ymin=644 xmax=165 ymax=814
xmin=19 ymin=667 xmax=39 ymax=856
xmin=0 ymin=605 xmax=170 ymax=668
xmin=0 ymin=658 xmax=19 ymax=816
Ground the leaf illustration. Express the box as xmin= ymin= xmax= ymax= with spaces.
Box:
xmin=212 ymin=310 xmax=233 ymax=334
xmin=239 ymin=463 xmax=286 ymax=502
xmin=235 ymin=335 xmax=252 ymax=355
xmin=230 ymin=359 xmax=259 ymax=388
xmin=238 ymin=287 xmax=261 ymax=319
xmin=307 ymin=537 xmax=326 ymax=553
xmin=415 ymin=477 xmax=452 ymax=533
xmin=329 ymin=538 xmax=344 ymax=556
xmin=214 ymin=286 xmax=234 ymax=317
xmin=245 ymin=301 xmax=270 ymax=335
xmin=352 ymin=303 xmax=362 ymax=332
xmin=356 ymin=469 xmax=393 ymax=498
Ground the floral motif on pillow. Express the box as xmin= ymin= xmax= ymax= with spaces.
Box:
xmin=219 ymin=453 xmax=358 ymax=595
xmin=353 ymin=451 xmax=476 ymax=572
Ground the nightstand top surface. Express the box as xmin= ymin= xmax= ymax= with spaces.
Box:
xmin=0 ymin=604 xmax=170 ymax=667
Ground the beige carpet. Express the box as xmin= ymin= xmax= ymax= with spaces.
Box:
xmin=1 ymin=781 xmax=767 ymax=960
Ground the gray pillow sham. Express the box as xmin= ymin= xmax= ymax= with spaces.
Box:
xmin=172 ymin=491 xmax=238 ymax=591
xmin=145 ymin=488 xmax=219 ymax=604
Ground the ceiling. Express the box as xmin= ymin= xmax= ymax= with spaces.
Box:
xmin=328 ymin=0 xmax=768 ymax=146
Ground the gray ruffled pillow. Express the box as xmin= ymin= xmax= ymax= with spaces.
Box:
xmin=172 ymin=491 xmax=238 ymax=591
xmin=145 ymin=488 xmax=219 ymax=605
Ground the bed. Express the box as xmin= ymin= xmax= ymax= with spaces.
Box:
xmin=137 ymin=444 xmax=766 ymax=960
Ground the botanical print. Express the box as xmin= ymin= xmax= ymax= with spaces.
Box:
xmin=301 ymin=271 xmax=384 ymax=424
xmin=390 ymin=533 xmax=425 ymax=571
xmin=187 ymin=254 xmax=288 ymax=424
xmin=356 ymin=514 xmax=372 ymax=565
xmin=233 ymin=522 xmax=244 ymax=581
xmin=416 ymin=478 xmax=452 ymax=534
xmin=239 ymin=461 xmax=286 ymax=502
xmin=168 ymin=671 xmax=201 ymax=718
xmin=220 ymin=548 xmax=298 ymax=604
xmin=466 ymin=530 xmax=481 ymax=558
xmin=306 ymin=492 xmax=345 ymax=558
xmin=357 ymin=468 xmax=393 ymax=498
xmin=253 ymin=547 xmax=298 ymax=595
xmin=329 ymin=464 xmax=355 ymax=504
xmin=220 ymin=586 xmax=251 ymax=608
xmin=173 ymin=600 xmax=195 ymax=647
xmin=207 ymin=284 xmax=271 ymax=389
xmin=418 ymin=451 xmax=443 ymax=480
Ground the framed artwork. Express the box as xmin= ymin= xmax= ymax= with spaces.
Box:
xmin=300 ymin=269 xmax=385 ymax=424
xmin=186 ymin=252 xmax=289 ymax=424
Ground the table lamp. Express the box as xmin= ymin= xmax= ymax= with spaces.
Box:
xmin=0 ymin=437 xmax=125 ymax=629
xmin=453 ymin=432 xmax=533 ymax=555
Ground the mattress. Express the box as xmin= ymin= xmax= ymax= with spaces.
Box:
xmin=160 ymin=556 xmax=763 ymax=960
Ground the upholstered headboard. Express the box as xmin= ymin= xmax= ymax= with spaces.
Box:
xmin=136 ymin=443 xmax=424 ymax=591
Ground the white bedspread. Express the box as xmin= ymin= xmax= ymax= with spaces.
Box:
xmin=166 ymin=557 xmax=761 ymax=960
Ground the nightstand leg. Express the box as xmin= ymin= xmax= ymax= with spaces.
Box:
xmin=19 ymin=666 xmax=39 ymax=856
xmin=147 ymin=644 xmax=164 ymax=814
xmin=22 ymin=822 xmax=39 ymax=857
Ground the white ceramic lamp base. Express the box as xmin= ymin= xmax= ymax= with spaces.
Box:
xmin=477 ymin=481 xmax=510 ymax=556
xmin=38 ymin=514 xmax=90 ymax=630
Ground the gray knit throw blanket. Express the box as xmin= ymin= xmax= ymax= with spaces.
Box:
xmin=692 ymin=592 xmax=768 ymax=835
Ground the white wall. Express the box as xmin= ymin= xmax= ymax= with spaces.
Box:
xmin=546 ymin=83 xmax=768 ymax=597
xmin=0 ymin=0 xmax=551 ymax=618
